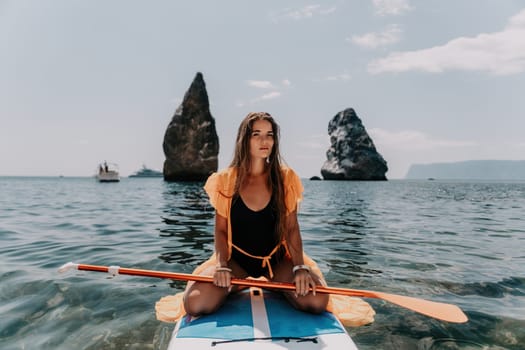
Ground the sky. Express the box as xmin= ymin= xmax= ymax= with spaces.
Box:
xmin=1 ymin=0 xmax=524 ymax=179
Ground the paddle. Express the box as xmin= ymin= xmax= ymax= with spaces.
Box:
xmin=58 ymin=262 xmax=468 ymax=323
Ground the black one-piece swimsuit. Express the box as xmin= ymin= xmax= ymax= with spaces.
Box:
xmin=230 ymin=195 xmax=285 ymax=278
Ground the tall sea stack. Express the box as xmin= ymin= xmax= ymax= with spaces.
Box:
xmin=163 ymin=72 xmax=219 ymax=181
xmin=321 ymin=108 xmax=388 ymax=180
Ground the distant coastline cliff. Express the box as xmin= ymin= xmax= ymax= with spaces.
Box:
xmin=405 ymin=160 xmax=525 ymax=180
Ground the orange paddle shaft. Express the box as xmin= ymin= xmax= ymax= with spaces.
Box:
xmin=58 ymin=262 xmax=468 ymax=323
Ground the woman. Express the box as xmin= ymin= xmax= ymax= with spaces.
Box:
xmin=183 ymin=112 xmax=329 ymax=316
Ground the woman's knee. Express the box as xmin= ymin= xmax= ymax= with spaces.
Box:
xmin=183 ymin=287 xmax=226 ymax=317
xmin=297 ymin=294 xmax=329 ymax=314
xmin=185 ymin=300 xmax=221 ymax=317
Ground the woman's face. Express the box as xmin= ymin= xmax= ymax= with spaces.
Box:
xmin=249 ymin=119 xmax=274 ymax=161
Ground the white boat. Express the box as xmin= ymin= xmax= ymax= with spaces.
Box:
xmin=96 ymin=162 xmax=120 ymax=182
xmin=168 ymin=287 xmax=359 ymax=350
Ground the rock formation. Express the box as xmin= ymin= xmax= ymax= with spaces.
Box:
xmin=321 ymin=108 xmax=388 ymax=180
xmin=163 ymin=72 xmax=219 ymax=181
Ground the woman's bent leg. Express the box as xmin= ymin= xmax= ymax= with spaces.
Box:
xmin=272 ymin=258 xmax=329 ymax=314
xmin=183 ymin=260 xmax=248 ymax=317
xmin=183 ymin=265 xmax=229 ymax=317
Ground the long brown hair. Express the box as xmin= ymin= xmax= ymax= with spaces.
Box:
xmin=230 ymin=112 xmax=287 ymax=243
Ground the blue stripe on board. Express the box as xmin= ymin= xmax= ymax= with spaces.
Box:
xmin=264 ymin=292 xmax=345 ymax=337
xmin=176 ymin=290 xmax=346 ymax=340
xmin=176 ymin=292 xmax=254 ymax=339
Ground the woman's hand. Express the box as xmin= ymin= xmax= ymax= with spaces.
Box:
xmin=293 ymin=269 xmax=316 ymax=297
xmin=213 ymin=266 xmax=232 ymax=289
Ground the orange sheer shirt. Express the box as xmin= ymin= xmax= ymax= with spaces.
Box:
xmin=203 ymin=166 xmax=304 ymax=260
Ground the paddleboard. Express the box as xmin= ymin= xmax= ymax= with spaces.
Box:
xmin=168 ymin=287 xmax=359 ymax=349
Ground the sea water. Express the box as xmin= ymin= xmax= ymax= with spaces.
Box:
xmin=0 ymin=177 xmax=524 ymax=349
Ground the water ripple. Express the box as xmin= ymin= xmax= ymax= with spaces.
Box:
xmin=0 ymin=177 xmax=524 ymax=349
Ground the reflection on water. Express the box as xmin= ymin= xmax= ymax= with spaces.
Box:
xmin=159 ymin=182 xmax=214 ymax=267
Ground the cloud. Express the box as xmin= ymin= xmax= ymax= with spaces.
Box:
xmin=325 ymin=72 xmax=352 ymax=81
xmin=369 ymin=128 xmax=478 ymax=151
xmin=350 ymin=24 xmax=402 ymax=49
xmin=237 ymin=79 xmax=290 ymax=106
xmin=311 ymin=71 xmax=351 ymax=82
xmin=237 ymin=91 xmax=282 ymax=107
xmin=247 ymin=80 xmax=276 ymax=89
xmin=271 ymin=4 xmax=336 ymax=21
xmin=246 ymin=79 xmax=291 ymax=89
xmin=372 ymin=0 xmax=412 ymax=16
xmin=254 ymin=91 xmax=281 ymax=101
xmin=368 ymin=9 xmax=525 ymax=75
xmin=245 ymin=79 xmax=290 ymax=90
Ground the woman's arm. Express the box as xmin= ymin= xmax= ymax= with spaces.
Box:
xmin=285 ymin=211 xmax=305 ymax=266
xmin=213 ymin=213 xmax=231 ymax=288
xmin=285 ymin=211 xmax=317 ymax=296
